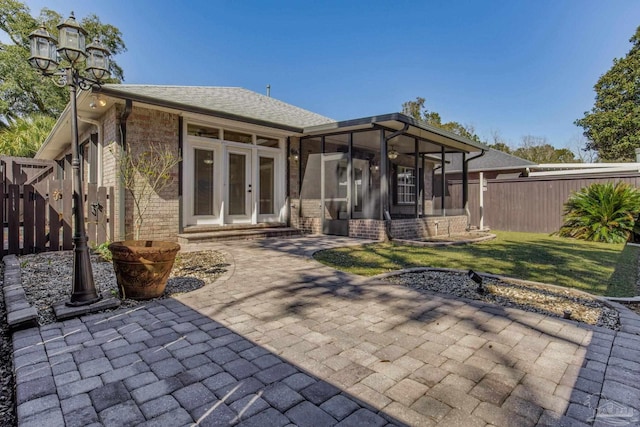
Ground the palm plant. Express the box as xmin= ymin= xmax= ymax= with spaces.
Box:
xmin=0 ymin=114 xmax=55 ymax=157
xmin=557 ymin=182 xmax=640 ymax=243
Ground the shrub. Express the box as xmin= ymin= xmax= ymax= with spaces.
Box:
xmin=557 ymin=182 xmax=640 ymax=243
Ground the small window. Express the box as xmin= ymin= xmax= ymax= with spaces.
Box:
xmin=397 ymin=166 xmax=416 ymax=204
xmin=257 ymin=136 xmax=280 ymax=148
xmin=187 ymin=124 xmax=220 ymax=139
xmin=224 ymin=130 xmax=252 ymax=144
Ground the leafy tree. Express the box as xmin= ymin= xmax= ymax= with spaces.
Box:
xmin=513 ymin=135 xmax=577 ymax=163
xmin=575 ymin=26 xmax=640 ymax=162
xmin=402 ymin=97 xmax=481 ymax=142
xmin=0 ymin=113 xmax=55 ymax=156
xmin=0 ymin=0 xmax=126 ymax=125
xmin=485 ymin=130 xmax=513 ymax=153
xmin=557 ymin=182 xmax=640 ymax=243
xmin=489 ymin=142 xmax=512 ymax=153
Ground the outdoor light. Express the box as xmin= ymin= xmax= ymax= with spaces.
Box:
xmin=89 ymin=95 xmax=107 ymax=109
xmin=387 ymin=145 xmax=399 ymax=160
xmin=86 ymin=38 xmax=110 ymax=81
xmin=56 ymin=12 xmax=87 ymax=63
xmin=28 ymin=12 xmax=111 ymax=307
xmin=290 ymin=148 xmax=299 ymax=161
xmin=468 ymin=269 xmax=484 ymax=294
xmin=28 ymin=24 xmax=58 ymax=73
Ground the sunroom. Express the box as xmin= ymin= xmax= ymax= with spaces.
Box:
xmin=290 ymin=113 xmax=487 ymax=240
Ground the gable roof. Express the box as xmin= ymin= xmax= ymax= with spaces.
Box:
xmin=98 ymin=85 xmax=335 ymax=130
xmin=443 ymin=148 xmax=536 ymax=173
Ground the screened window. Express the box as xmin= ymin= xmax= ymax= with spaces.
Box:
xmin=397 ymin=166 xmax=416 ymax=204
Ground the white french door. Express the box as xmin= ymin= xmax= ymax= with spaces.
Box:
xmin=226 ymin=147 xmax=252 ymax=223
xmin=184 ymin=137 xmax=283 ymax=227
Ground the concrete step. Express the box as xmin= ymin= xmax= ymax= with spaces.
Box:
xmin=177 ymin=227 xmax=302 ymax=244
xmin=181 ymin=222 xmax=286 ymax=234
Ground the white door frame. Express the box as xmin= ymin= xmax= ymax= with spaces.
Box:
xmin=183 ymin=140 xmax=223 ymax=226
xmin=182 ymin=122 xmax=286 ymax=228
xmin=225 ymin=146 xmax=253 ymax=224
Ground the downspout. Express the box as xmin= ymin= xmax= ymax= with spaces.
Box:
xmin=463 ymin=149 xmax=486 ymax=230
xmin=118 ymin=99 xmax=133 ymax=240
xmin=78 ymin=117 xmax=102 ymax=186
xmin=382 ymin=123 xmax=410 ymax=240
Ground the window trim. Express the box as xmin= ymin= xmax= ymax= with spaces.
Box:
xmin=396 ymin=165 xmax=416 ymax=204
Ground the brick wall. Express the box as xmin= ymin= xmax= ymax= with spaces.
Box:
xmin=103 ymin=105 xmax=180 ymax=242
xmin=390 ymin=215 xmax=468 ymax=240
xmin=348 ymin=220 xmax=387 ymax=240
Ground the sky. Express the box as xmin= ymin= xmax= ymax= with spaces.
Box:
xmin=17 ymin=0 xmax=640 ymax=153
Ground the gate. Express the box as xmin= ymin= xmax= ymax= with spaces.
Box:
xmin=1 ymin=156 xmax=114 ymax=256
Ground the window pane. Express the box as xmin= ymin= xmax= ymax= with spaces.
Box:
xmin=187 ymin=124 xmax=220 ymax=139
xmin=259 ymin=157 xmax=274 ymax=214
xmin=397 ymin=166 xmax=416 ymax=204
xmin=194 ymin=149 xmax=214 ymax=215
xmin=224 ymin=130 xmax=252 ymax=144
xmin=257 ymin=136 xmax=280 ymax=148
xmin=228 ymin=153 xmax=246 ymax=215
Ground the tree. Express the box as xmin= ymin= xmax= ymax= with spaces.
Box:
xmin=568 ymin=134 xmax=599 ymax=163
xmin=486 ymin=129 xmax=512 ymax=153
xmin=512 ymin=135 xmax=577 ymax=163
xmin=557 ymin=182 xmax=640 ymax=243
xmin=575 ymin=26 xmax=640 ymax=162
xmin=402 ymin=97 xmax=481 ymax=142
xmin=0 ymin=113 xmax=55 ymax=156
xmin=116 ymin=143 xmax=181 ymax=240
xmin=0 ymin=0 xmax=126 ymax=126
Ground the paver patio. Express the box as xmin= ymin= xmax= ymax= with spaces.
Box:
xmin=12 ymin=236 xmax=640 ymax=426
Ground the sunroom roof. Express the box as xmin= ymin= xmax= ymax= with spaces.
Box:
xmin=303 ymin=113 xmax=488 ymax=154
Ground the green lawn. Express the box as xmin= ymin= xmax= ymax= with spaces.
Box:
xmin=313 ymin=230 xmax=637 ymax=296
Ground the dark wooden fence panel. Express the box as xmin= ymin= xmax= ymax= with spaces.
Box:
xmin=7 ymin=185 xmax=20 ymax=254
xmin=48 ymin=179 xmax=61 ymax=252
xmin=448 ymin=173 xmax=640 ymax=233
xmin=23 ymin=184 xmax=34 ymax=253
xmin=1 ymin=157 xmax=114 ymax=256
xmin=62 ymin=179 xmax=73 ymax=250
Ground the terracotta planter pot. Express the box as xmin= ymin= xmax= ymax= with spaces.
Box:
xmin=109 ymin=240 xmax=180 ymax=300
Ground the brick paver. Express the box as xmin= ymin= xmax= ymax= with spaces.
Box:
xmin=11 ymin=236 xmax=640 ymax=426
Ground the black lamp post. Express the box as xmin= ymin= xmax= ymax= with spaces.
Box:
xmin=28 ymin=13 xmax=111 ymax=306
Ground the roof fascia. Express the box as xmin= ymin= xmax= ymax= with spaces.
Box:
xmin=35 ymin=90 xmax=95 ymax=159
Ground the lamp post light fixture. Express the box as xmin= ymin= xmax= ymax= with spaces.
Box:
xmin=28 ymin=12 xmax=111 ymax=306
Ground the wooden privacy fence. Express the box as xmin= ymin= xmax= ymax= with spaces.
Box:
xmin=446 ymin=172 xmax=640 ymax=233
xmin=1 ymin=178 xmax=114 ymax=256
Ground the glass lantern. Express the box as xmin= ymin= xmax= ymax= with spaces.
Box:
xmin=28 ymin=25 xmax=58 ymax=73
xmin=56 ymin=13 xmax=87 ymax=63
xmin=86 ymin=38 xmax=110 ymax=81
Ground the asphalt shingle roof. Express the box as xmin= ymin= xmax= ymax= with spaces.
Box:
xmin=444 ymin=148 xmax=536 ymax=173
xmin=100 ymin=85 xmax=335 ymax=130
